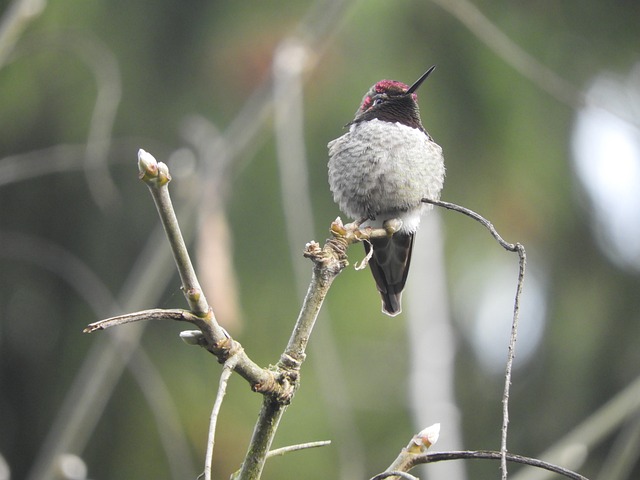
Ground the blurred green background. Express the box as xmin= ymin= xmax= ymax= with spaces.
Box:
xmin=1 ymin=0 xmax=640 ymax=479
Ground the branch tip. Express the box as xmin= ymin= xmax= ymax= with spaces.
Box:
xmin=303 ymin=240 xmax=322 ymax=258
xmin=408 ymin=423 xmax=440 ymax=453
xmin=137 ymin=148 xmax=171 ymax=186
xmin=82 ymin=324 xmax=103 ymax=334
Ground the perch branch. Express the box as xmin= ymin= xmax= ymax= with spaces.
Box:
xmin=421 ymin=198 xmax=521 ymax=252
xmin=422 ymin=197 xmax=527 ymax=479
xmin=234 ymin=238 xmax=349 ymax=480
xmin=88 ymin=147 xmax=429 ymax=479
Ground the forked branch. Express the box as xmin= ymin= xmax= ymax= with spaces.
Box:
xmin=83 ymin=148 xmax=542 ymax=480
xmin=85 ymin=149 xmax=354 ymax=480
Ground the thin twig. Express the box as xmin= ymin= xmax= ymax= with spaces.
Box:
xmin=204 ymin=355 xmax=240 ymax=480
xmin=86 ymin=152 xmax=277 ymax=395
xmin=84 ymin=308 xmax=194 ymax=332
xmin=404 ymin=214 xmax=465 ymax=480
xmin=84 ymin=305 xmax=276 ymax=396
xmin=501 ymin=242 xmax=526 ymax=479
xmin=421 ymin=198 xmax=519 ymax=252
xmin=422 ymin=198 xmax=527 ymax=479
xmin=138 ymin=149 xmax=209 ymax=316
xmin=266 ymin=440 xmax=331 ymax=458
xmin=405 ymin=451 xmax=589 ymax=480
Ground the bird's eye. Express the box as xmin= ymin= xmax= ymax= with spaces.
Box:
xmin=373 ymin=97 xmax=384 ymax=106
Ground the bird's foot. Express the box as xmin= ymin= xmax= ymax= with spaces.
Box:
xmin=382 ymin=218 xmax=403 ymax=236
xmin=330 ymin=217 xmax=403 ymax=243
xmin=330 ymin=217 xmax=373 ymax=242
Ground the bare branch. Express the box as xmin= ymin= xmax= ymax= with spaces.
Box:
xmin=422 ymin=198 xmax=527 ymax=478
xmin=138 ymin=149 xmax=210 ymax=316
xmin=266 ymin=440 xmax=331 ymax=459
xmin=406 ymin=451 xmax=589 ymax=480
xmin=83 ymin=308 xmax=193 ymax=332
xmin=84 ymin=306 xmax=277 ymax=397
xmin=85 ymin=152 xmax=280 ymax=395
xmin=421 ymin=198 xmax=521 ymax=252
xmin=501 ymin=242 xmax=526 ymax=478
xmin=204 ymin=356 xmax=239 ymax=480
xmin=235 ymin=238 xmax=348 ymax=480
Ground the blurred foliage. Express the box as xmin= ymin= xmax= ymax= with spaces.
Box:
xmin=1 ymin=0 xmax=640 ymax=479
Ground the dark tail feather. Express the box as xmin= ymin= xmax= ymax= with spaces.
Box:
xmin=364 ymin=233 xmax=414 ymax=317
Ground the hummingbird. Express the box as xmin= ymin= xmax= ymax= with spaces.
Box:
xmin=328 ymin=66 xmax=445 ymax=316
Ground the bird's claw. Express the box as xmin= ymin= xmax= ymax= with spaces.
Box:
xmin=330 ymin=217 xmax=373 ymax=243
xmin=382 ymin=218 xmax=403 ymax=236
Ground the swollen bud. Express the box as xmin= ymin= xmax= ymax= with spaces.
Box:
xmin=138 ymin=148 xmax=171 ymax=186
xmin=407 ymin=423 xmax=440 ymax=453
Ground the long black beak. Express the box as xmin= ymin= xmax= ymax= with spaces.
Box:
xmin=406 ymin=65 xmax=436 ymax=95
